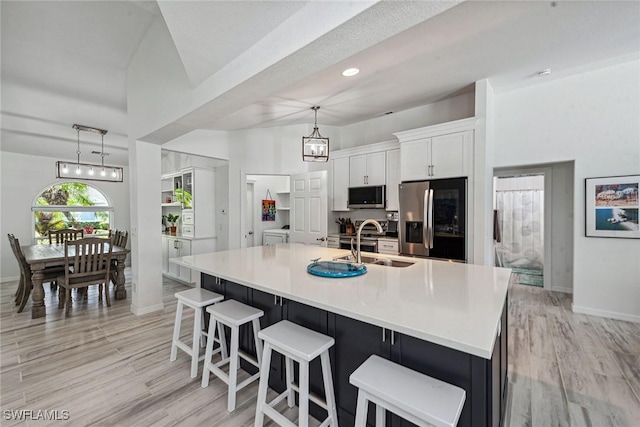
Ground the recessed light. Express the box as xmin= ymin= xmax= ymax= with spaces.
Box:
xmin=342 ymin=68 xmax=360 ymax=77
xmin=537 ymin=68 xmax=551 ymax=77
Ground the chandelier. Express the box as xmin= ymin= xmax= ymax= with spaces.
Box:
xmin=56 ymin=124 xmax=123 ymax=182
xmin=302 ymin=106 xmax=329 ymax=162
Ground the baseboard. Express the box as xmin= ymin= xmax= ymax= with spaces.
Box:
xmin=572 ymin=304 xmax=640 ymax=323
xmin=0 ymin=276 xmax=20 ymax=283
xmin=130 ymin=303 xmax=165 ymax=316
xmin=551 ymin=285 xmax=573 ymax=294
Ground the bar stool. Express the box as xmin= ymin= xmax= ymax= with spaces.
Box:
xmin=254 ymin=320 xmax=338 ymax=427
xmin=201 ymin=299 xmax=264 ymax=412
xmin=349 ymin=355 xmax=466 ymax=427
xmin=170 ymin=288 xmax=224 ymax=378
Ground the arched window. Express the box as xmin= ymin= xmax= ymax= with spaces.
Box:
xmin=32 ymin=182 xmax=113 ymax=244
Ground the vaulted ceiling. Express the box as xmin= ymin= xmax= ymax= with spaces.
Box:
xmin=1 ymin=1 xmax=639 ymax=165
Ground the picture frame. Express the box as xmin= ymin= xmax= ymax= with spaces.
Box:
xmin=585 ymin=174 xmax=639 ymax=238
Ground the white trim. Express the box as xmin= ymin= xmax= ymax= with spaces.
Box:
xmin=572 ymin=304 xmax=640 ymax=323
xmin=0 ymin=276 xmax=20 ymax=283
xmin=32 ymin=206 xmax=114 ymax=212
xmin=330 ymin=140 xmax=399 ymax=159
xmin=394 ymin=117 xmax=478 ymax=142
xmin=551 ymin=285 xmax=573 ymax=294
xmin=130 ymin=303 xmax=165 ymax=316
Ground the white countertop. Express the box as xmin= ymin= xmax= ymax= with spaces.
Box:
xmin=170 ymin=244 xmax=511 ymax=359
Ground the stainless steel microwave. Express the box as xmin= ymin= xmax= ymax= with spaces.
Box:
xmin=348 ymin=185 xmax=386 ymax=209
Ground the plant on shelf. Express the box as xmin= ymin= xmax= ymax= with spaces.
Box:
xmin=174 ymin=188 xmax=192 ymax=208
xmin=164 ymin=214 xmax=179 ymax=235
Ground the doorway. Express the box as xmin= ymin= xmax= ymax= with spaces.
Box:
xmin=242 ymin=174 xmax=291 ymax=248
xmin=494 ymin=173 xmax=546 ymax=287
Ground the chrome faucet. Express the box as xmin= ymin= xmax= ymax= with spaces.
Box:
xmin=356 ymin=219 xmax=383 ymax=264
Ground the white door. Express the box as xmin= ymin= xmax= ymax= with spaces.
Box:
xmin=349 ymin=154 xmax=367 ymax=186
xmin=366 ymin=151 xmax=386 ymax=186
xmin=430 ymin=131 xmax=471 ymax=179
xmin=290 ymin=171 xmax=328 ymax=246
xmin=245 ymin=182 xmax=255 ymax=247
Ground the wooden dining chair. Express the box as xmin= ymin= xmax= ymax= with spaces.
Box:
xmin=48 ymin=228 xmax=84 ymax=244
xmin=111 ymin=230 xmax=128 ymax=248
xmin=7 ymin=234 xmax=65 ymax=313
xmin=58 ymin=238 xmax=113 ymax=316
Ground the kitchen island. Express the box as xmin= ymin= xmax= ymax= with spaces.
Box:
xmin=171 ymin=244 xmax=511 ymax=427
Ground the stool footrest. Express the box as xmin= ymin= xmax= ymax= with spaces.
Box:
xmin=288 ymin=382 xmax=329 ymax=410
xmin=175 ymin=340 xmax=193 ymax=356
xmin=262 ymin=404 xmax=298 ymax=427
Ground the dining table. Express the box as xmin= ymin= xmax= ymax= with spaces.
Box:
xmin=21 ymin=242 xmax=130 ymax=319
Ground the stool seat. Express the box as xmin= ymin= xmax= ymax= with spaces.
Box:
xmin=350 ymin=355 xmax=465 ymax=427
xmin=175 ymin=288 xmax=223 ymax=307
xmin=207 ymin=299 xmax=264 ymax=326
xmin=258 ymin=320 xmax=334 ymax=362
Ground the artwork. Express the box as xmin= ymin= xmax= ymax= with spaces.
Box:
xmin=585 ymin=175 xmax=639 ymax=238
xmin=262 ymin=199 xmax=276 ymax=221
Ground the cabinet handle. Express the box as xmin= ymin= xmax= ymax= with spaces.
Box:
xmin=274 ymin=295 xmax=277 ymax=305
xmin=382 ymin=327 xmax=386 ymax=342
xmin=431 ymin=165 xmax=435 ymax=176
xmin=391 ymin=331 xmax=396 ymax=346
xmin=279 ymin=296 xmax=284 ymax=307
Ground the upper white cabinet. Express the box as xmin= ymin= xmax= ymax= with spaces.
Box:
xmin=385 ymin=149 xmax=400 ymax=211
xmin=332 ymin=157 xmax=350 ymax=211
xmin=395 ymin=118 xmax=476 ymax=182
xmin=349 ymin=152 xmax=386 ymax=186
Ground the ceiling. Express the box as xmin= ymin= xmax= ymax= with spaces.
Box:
xmin=1 ymin=1 xmax=639 ymax=165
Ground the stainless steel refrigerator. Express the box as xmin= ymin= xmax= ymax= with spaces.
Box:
xmin=399 ymin=178 xmax=467 ymax=261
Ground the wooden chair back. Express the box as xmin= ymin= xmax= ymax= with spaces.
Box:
xmin=62 ymin=238 xmax=113 ymax=289
xmin=49 ymin=229 xmax=84 ymax=244
xmin=111 ymin=230 xmax=128 ymax=248
xmin=7 ymin=234 xmax=29 ymax=274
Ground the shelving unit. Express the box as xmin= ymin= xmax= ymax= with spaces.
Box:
xmin=275 ymin=191 xmax=290 ymax=212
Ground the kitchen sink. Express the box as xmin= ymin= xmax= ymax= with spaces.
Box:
xmin=332 ymin=254 xmax=414 ymax=268
xmin=371 ymin=259 xmax=414 ymax=268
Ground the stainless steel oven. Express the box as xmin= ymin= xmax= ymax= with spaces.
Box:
xmin=339 ymin=237 xmax=378 ymax=253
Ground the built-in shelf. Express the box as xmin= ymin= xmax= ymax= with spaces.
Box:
xmin=276 ymin=191 xmax=290 ymax=195
xmin=162 ymin=202 xmax=182 ymax=207
xmin=276 ymin=207 xmax=290 ymax=211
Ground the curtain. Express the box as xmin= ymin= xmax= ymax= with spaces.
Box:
xmin=495 ymin=175 xmax=544 ymax=271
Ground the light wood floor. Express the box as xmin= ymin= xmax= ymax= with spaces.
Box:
xmin=1 ymin=272 xmax=638 ymax=426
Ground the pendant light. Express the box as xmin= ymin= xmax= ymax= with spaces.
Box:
xmin=302 ymin=106 xmax=329 ymax=162
xmin=56 ymin=124 xmax=123 ymax=182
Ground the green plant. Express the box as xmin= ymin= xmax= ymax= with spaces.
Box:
xmin=165 ymin=214 xmax=179 ymax=226
xmin=174 ymin=188 xmax=192 ymax=208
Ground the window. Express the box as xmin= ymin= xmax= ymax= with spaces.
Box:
xmin=32 ymin=182 xmax=113 ymax=244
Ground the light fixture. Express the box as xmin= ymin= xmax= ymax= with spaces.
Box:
xmin=56 ymin=124 xmax=123 ymax=182
xmin=342 ymin=67 xmax=360 ymax=77
xmin=302 ymin=106 xmax=329 ymax=162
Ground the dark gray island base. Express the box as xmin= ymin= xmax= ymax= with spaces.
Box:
xmin=203 ymin=273 xmax=508 ymax=427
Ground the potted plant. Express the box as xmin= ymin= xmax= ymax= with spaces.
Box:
xmin=165 ymin=214 xmax=179 ymax=235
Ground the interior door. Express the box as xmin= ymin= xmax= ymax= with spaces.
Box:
xmin=245 ymin=182 xmax=255 ymax=247
xmin=290 ymin=171 xmax=328 ymax=246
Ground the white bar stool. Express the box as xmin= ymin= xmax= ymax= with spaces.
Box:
xmin=349 ymin=355 xmax=466 ymax=427
xmin=254 ymin=320 xmax=338 ymax=427
xmin=201 ymin=299 xmax=264 ymax=412
xmin=170 ymin=288 xmax=224 ymax=378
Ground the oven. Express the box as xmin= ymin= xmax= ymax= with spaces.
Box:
xmin=339 ymin=237 xmax=378 ymax=253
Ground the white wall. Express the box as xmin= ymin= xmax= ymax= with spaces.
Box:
xmin=0 ymin=151 xmax=130 ymax=281
xmin=247 ymin=175 xmax=290 ymax=245
xmin=227 ymin=124 xmax=310 ymax=249
xmin=338 ymin=92 xmax=475 ymax=149
xmin=493 ymin=59 xmax=640 ymax=322
xmin=215 ymin=165 xmax=230 ymax=251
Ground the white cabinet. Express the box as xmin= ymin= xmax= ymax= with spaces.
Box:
xmin=385 ymin=149 xmax=400 ymax=211
xmin=162 ymin=236 xmax=192 ymax=283
xmin=377 ymin=238 xmax=399 ymax=255
xmin=349 ymin=152 xmax=386 ymax=186
xmin=332 ymin=157 xmax=350 ymax=211
xmin=162 ymin=167 xmax=215 ymax=238
xmin=263 ymin=229 xmax=289 ymax=246
xmin=327 ymin=235 xmax=340 ymax=248
xmin=399 ymin=130 xmax=472 ymax=182
xmin=162 ymin=235 xmax=217 ymax=284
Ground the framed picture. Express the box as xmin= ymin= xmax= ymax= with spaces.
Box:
xmin=585 ymin=175 xmax=639 ymax=238
xmin=262 ymin=199 xmax=276 ymax=221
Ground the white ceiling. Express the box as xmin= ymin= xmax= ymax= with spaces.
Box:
xmin=1 ymin=1 xmax=639 ymax=165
